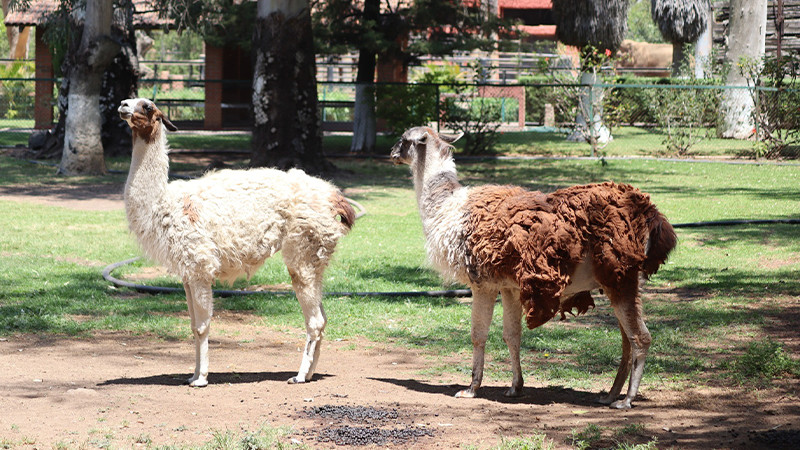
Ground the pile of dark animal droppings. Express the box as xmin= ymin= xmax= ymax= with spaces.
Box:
xmin=748 ymin=428 xmax=800 ymax=449
xmin=303 ymin=405 xmax=434 ymax=446
xmin=317 ymin=425 xmax=435 ymax=446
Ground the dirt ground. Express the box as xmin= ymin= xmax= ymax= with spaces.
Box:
xmin=1 ymin=179 xmax=799 ymax=449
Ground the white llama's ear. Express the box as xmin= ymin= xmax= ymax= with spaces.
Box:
xmin=161 ymin=116 xmax=178 ymax=132
xmin=440 ymin=130 xmax=463 ymax=144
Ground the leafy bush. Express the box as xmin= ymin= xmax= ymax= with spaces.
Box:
xmin=726 ymin=338 xmax=799 ymax=382
xmin=376 ymin=84 xmax=439 ymax=136
xmin=742 ymin=55 xmax=800 ymax=158
xmin=642 ymin=84 xmax=720 ymax=156
xmin=441 ymin=86 xmax=503 ymax=154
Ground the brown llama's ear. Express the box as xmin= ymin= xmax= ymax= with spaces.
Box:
xmin=161 ymin=116 xmax=178 ymax=132
xmin=440 ymin=130 xmax=463 ymax=144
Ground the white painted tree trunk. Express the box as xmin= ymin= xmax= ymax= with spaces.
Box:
xmin=60 ymin=0 xmax=118 ymax=175
xmin=567 ymin=70 xmax=612 ymax=145
xmin=718 ymin=0 xmax=767 ymax=139
xmin=694 ymin=3 xmax=713 ymax=79
xmin=350 ymin=84 xmax=376 ymax=153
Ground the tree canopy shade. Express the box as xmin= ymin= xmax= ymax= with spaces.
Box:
xmin=551 ymin=0 xmax=630 ymax=53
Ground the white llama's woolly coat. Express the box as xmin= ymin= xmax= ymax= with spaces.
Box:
xmin=118 ymin=98 xmax=354 ymax=387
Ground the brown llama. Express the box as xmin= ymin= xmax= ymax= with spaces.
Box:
xmin=390 ymin=126 xmax=677 ymax=409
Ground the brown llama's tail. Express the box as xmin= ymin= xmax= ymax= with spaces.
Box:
xmin=332 ymin=192 xmax=357 ymax=230
xmin=642 ymin=210 xmax=677 ymax=277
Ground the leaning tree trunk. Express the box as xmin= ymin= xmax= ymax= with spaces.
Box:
xmin=694 ymin=2 xmax=713 ymax=79
xmin=59 ymin=0 xmax=119 ymax=175
xmin=251 ymin=0 xmax=329 ymax=173
xmin=350 ymin=0 xmax=379 ymax=154
xmin=718 ymin=0 xmax=767 ymax=139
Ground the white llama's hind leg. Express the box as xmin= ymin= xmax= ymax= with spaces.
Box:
xmin=456 ymin=285 xmax=497 ymax=398
xmin=501 ymin=288 xmax=524 ymax=397
xmin=185 ymin=281 xmax=213 ymax=387
xmin=286 ymin=265 xmax=327 ymax=384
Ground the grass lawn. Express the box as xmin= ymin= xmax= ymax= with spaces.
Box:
xmin=1 ymin=137 xmax=798 ymax=448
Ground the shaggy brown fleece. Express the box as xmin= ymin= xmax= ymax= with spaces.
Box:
xmin=465 ymin=181 xmax=676 ymax=329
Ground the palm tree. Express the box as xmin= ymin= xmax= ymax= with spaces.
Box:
xmin=651 ymin=0 xmax=710 ymax=77
xmin=552 ymin=0 xmax=630 ymax=145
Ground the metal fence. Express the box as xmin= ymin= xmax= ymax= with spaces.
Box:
xmin=0 ymin=76 xmax=777 ymax=138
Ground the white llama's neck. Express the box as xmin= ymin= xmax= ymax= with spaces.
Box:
xmin=411 ymin=147 xmax=460 ymax=223
xmin=124 ymin=131 xmax=170 ymax=216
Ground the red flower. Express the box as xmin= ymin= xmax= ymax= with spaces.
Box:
xmin=604 ymin=49 xmax=612 ymax=57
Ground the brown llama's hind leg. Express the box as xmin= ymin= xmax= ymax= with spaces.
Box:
xmin=604 ymin=277 xmax=651 ymax=409
xmin=597 ymin=322 xmax=632 ymax=405
xmin=501 ymin=288 xmax=524 ymax=397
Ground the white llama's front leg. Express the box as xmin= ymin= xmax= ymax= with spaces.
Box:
xmin=186 ymin=281 xmax=213 ymax=387
xmin=287 ymin=268 xmax=327 ymax=384
xmin=456 ymin=285 xmax=497 ymax=398
xmin=500 ymin=288 xmax=524 ymax=397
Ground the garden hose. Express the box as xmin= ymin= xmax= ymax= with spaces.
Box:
xmin=102 ymin=218 xmax=800 ymax=298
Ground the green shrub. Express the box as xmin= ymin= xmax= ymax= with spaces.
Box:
xmin=376 ymin=84 xmax=439 ymax=136
xmin=727 ymin=338 xmax=800 ymax=381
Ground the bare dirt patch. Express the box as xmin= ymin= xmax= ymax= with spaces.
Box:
xmin=2 ymin=312 xmax=798 ymax=449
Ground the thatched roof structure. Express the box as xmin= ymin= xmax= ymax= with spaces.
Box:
xmin=551 ymin=0 xmax=630 ymax=51
xmin=651 ymin=0 xmax=710 ymax=44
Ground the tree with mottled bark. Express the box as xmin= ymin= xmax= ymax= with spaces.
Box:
xmin=552 ymin=0 xmax=630 ymax=145
xmin=250 ymin=0 xmax=328 ymax=172
xmin=32 ymin=0 xmax=138 ymax=164
xmin=651 ymin=0 xmax=709 ymax=77
xmin=718 ymin=0 xmax=767 ymax=139
xmin=59 ymin=0 xmax=120 ymax=175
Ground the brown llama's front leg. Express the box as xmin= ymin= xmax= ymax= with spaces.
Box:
xmin=598 ymin=322 xmax=632 ymax=405
xmin=606 ymin=281 xmax=651 ymax=409
xmin=456 ymin=285 xmax=498 ymax=398
xmin=501 ymin=288 xmax=524 ymax=397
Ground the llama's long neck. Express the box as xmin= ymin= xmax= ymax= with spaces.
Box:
xmin=411 ymin=147 xmax=461 ymax=225
xmin=124 ymin=130 xmax=170 ymax=219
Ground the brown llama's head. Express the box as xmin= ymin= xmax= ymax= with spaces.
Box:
xmin=390 ymin=126 xmax=462 ymax=166
xmin=118 ymin=98 xmax=177 ymax=143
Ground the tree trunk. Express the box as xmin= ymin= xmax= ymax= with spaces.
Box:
xmin=59 ymin=0 xmax=119 ymax=175
xmin=567 ymin=69 xmax=611 ymax=146
xmin=672 ymin=42 xmax=686 ymax=77
xmin=694 ymin=2 xmax=713 ymax=79
xmin=718 ymin=0 xmax=767 ymax=139
xmin=350 ymin=0 xmax=379 ymax=154
xmin=251 ymin=0 xmax=329 ymax=173
xmin=34 ymin=3 xmax=138 ymax=161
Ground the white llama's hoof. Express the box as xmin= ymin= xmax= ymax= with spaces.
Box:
xmin=187 ymin=375 xmax=208 ymax=387
xmin=287 ymin=376 xmax=306 ymax=384
xmin=455 ymin=388 xmax=477 ymax=398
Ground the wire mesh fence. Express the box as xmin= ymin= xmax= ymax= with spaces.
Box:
xmin=0 ymin=73 xmax=792 ymax=156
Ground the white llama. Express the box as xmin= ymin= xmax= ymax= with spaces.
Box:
xmin=118 ymin=98 xmax=355 ymax=387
